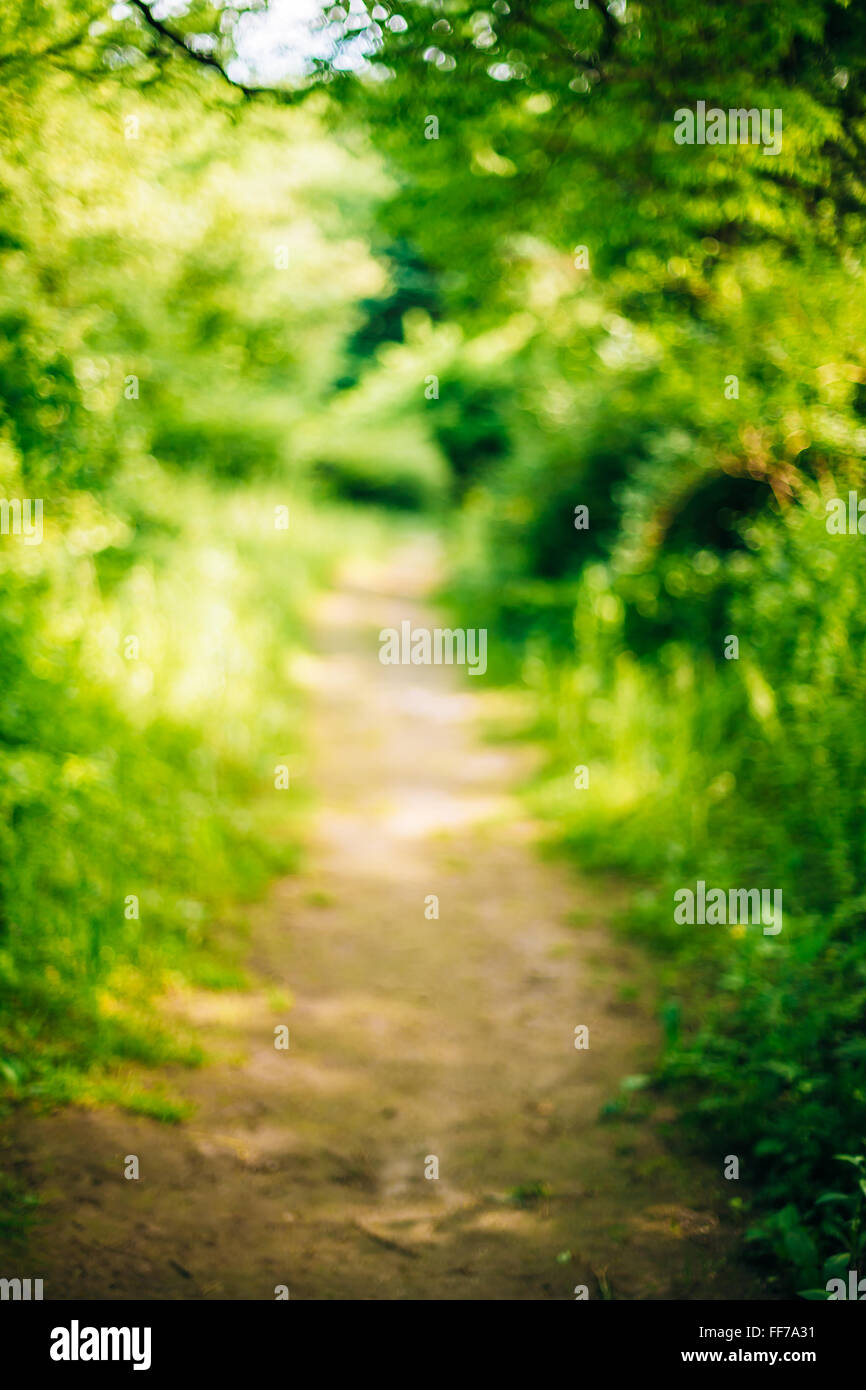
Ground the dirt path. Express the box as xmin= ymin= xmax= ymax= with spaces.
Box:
xmin=3 ymin=537 xmax=762 ymax=1300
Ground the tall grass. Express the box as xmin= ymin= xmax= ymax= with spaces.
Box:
xmin=452 ymin=498 xmax=866 ymax=1294
xmin=0 ymin=462 xmax=344 ymax=1118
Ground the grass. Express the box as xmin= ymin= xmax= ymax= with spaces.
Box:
xmin=454 ymin=506 xmax=866 ymax=1296
xmin=0 ymin=462 xmax=343 ymax=1122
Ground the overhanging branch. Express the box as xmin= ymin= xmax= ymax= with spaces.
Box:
xmin=128 ymin=0 xmax=257 ymax=99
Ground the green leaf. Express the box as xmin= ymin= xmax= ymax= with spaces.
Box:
xmin=754 ymin=1138 xmax=785 ymax=1156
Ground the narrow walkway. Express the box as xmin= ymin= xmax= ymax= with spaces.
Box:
xmin=5 ymin=538 xmax=761 ymax=1299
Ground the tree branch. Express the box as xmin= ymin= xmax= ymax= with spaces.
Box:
xmin=588 ymin=0 xmax=621 ymax=61
xmin=127 ymin=0 xmax=257 ymax=99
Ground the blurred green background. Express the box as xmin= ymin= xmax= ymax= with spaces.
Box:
xmin=2 ymin=0 xmax=866 ymax=1293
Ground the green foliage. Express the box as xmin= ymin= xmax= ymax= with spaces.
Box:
xmin=4 ymin=0 xmax=866 ymax=1299
xmin=0 ymin=466 xmax=337 ymax=1110
xmin=0 ymin=20 xmax=389 ymax=1111
xmin=452 ymin=441 xmax=866 ymax=1291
